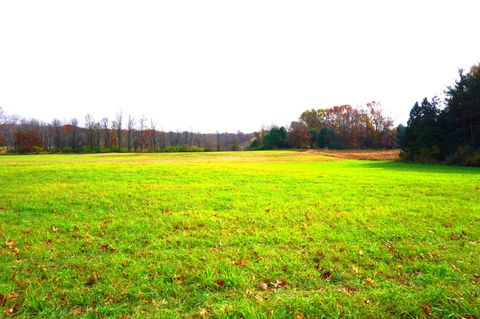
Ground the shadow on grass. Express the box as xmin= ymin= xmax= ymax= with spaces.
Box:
xmin=361 ymin=160 xmax=480 ymax=175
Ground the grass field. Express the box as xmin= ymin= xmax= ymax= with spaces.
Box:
xmin=0 ymin=151 xmax=479 ymax=318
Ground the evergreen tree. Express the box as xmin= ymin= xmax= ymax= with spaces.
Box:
xmin=262 ymin=126 xmax=288 ymax=149
xmin=402 ymin=97 xmax=442 ymax=161
xmin=396 ymin=124 xmax=406 ymax=148
xmin=443 ymin=66 xmax=480 ymax=153
xmin=315 ymin=127 xmax=340 ymax=149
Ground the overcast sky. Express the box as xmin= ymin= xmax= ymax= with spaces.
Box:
xmin=0 ymin=1 xmax=479 ymax=133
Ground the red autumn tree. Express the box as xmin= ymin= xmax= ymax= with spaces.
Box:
xmin=288 ymin=121 xmax=311 ymax=148
xmin=15 ymin=130 xmax=42 ymax=153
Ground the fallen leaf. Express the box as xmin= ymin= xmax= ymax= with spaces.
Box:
xmin=412 ymin=270 xmax=423 ymax=276
xmin=366 ymin=277 xmax=375 ymax=286
xmin=295 ymin=313 xmax=303 ymax=319
xmin=7 ymin=292 xmax=18 ymax=299
xmin=450 ymin=230 xmax=467 ymax=240
xmin=351 ymin=264 xmax=360 ymax=275
xmin=258 ymin=282 xmax=268 ymax=291
xmin=215 ymin=279 xmax=225 ymax=287
xmin=421 ymin=304 xmax=432 ymax=317
xmin=52 ymin=226 xmax=58 ymax=232
xmin=199 ymin=308 xmax=210 ymax=317
xmin=321 ymin=270 xmax=332 ymax=280
xmin=143 ymin=299 xmax=153 ymax=303
xmin=5 ymin=241 xmax=15 ymax=249
xmin=71 ymin=307 xmax=83 ymax=316
xmin=99 ymin=243 xmax=114 ymax=252
xmin=384 ymin=242 xmax=395 ymax=251
xmin=253 ymin=293 xmax=263 ymax=301
xmin=272 ymin=279 xmax=288 ymax=288
xmin=474 ymin=274 xmax=480 ymax=283
xmin=234 ymin=257 xmax=249 ymax=267
xmin=3 ymin=306 xmax=19 ymax=317
xmin=211 ymin=245 xmax=222 ymax=251
xmin=17 ymin=279 xmax=31 ymax=289
xmin=177 ymin=276 xmax=185 ymax=284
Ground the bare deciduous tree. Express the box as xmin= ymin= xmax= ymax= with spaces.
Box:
xmin=52 ymin=119 xmax=63 ymax=150
xmin=101 ymin=117 xmax=110 ymax=148
xmin=70 ymin=118 xmax=79 ymax=152
xmin=115 ymin=110 xmax=123 ymax=149
xmin=139 ymin=115 xmax=147 ymax=151
xmin=127 ymin=114 xmax=135 ymax=152
xmin=85 ymin=114 xmax=96 ymax=149
xmin=150 ymin=119 xmax=157 ymax=149
xmin=0 ymin=106 xmax=5 ymax=125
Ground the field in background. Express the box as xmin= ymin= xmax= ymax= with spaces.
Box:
xmin=0 ymin=151 xmax=479 ymax=318
xmin=317 ymin=149 xmax=400 ymax=161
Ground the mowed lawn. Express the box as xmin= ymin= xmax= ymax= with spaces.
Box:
xmin=0 ymin=151 xmax=479 ymax=318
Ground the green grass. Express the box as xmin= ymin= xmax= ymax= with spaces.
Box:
xmin=0 ymin=151 xmax=479 ymax=318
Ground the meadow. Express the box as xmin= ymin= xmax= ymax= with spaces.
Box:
xmin=0 ymin=151 xmax=479 ymax=318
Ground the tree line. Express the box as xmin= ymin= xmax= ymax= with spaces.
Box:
xmin=400 ymin=63 xmax=480 ymax=166
xmin=250 ymin=102 xmax=398 ymax=150
xmin=0 ymin=110 xmax=252 ymax=153
xmin=0 ymin=102 xmax=398 ymax=154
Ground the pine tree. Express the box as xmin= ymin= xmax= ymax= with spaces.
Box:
xmin=402 ymin=98 xmax=441 ymax=161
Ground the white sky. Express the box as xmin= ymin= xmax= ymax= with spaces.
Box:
xmin=0 ymin=1 xmax=479 ymax=133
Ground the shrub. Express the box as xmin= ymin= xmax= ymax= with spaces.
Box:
xmin=62 ymin=146 xmax=73 ymax=153
xmin=400 ymin=146 xmax=441 ymax=163
xmin=446 ymin=145 xmax=480 ymax=166
xmin=32 ymin=146 xmax=44 ymax=154
xmin=466 ymin=151 xmax=480 ymax=166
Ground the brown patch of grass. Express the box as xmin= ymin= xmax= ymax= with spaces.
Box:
xmin=316 ymin=149 xmax=400 ymax=161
